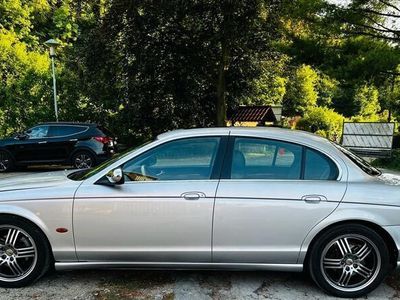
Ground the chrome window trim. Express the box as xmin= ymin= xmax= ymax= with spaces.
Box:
xmin=83 ymin=131 xmax=347 ymax=185
xmin=26 ymin=124 xmax=89 ymax=139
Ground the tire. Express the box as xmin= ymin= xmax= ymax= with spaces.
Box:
xmin=0 ymin=150 xmax=14 ymax=172
xmin=72 ymin=151 xmax=96 ymax=169
xmin=309 ymin=224 xmax=390 ymax=298
xmin=0 ymin=215 xmax=52 ymax=287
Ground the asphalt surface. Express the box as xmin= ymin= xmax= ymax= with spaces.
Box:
xmin=0 ymin=170 xmax=400 ymax=299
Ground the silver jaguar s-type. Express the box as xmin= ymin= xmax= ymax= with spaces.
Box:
xmin=0 ymin=127 xmax=399 ymax=297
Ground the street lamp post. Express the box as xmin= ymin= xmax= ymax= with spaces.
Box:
xmin=44 ymin=39 xmax=60 ymax=122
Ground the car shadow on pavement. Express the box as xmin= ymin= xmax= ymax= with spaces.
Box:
xmin=0 ymin=269 xmax=398 ymax=300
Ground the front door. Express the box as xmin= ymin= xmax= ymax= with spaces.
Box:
xmin=213 ymin=136 xmax=347 ymax=264
xmin=74 ymin=136 xmax=227 ymax=262
xmin=13 ymin=125 xmax=50 ymax=162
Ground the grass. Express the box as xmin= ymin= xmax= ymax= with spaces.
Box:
xmin=371 ymin=149 xmax=400 ymax=172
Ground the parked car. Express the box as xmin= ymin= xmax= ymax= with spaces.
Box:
xmin=0 ymin=127 xmax=399 ymax=297
xmin=0 ymin=122 xmax=116 ymax=171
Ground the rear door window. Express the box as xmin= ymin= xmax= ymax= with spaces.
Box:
xmin=230 ymin=137 xmax=303 ymax=180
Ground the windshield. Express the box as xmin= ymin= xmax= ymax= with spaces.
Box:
xmin=332 ymin=143 xmax=382 ymax=176
xmin=68 ymin=140 xmax=152 ymax=181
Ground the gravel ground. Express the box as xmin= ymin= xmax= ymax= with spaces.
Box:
xmin=1 ymin=170 xmax=400 ymax=300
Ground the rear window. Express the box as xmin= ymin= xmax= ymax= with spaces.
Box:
xmin=96 ymin=126 xmax=114 ymax=137
xmin=48 ymin=125 xmax=88 ymax=137
xmin=304 ymin=148 xmax=338 ymax=180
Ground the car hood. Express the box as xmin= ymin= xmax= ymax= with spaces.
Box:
xmin=0 ymin=170 xmax=77 ymax=192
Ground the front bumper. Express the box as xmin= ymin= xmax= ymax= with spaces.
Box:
xmin=383 ymin=225 xmax=400 ymax=268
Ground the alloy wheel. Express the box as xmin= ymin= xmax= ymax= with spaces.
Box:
xmin=74 ymin=154 xmax=93 ymax=169
xmin=0 ymin=226 xmax=37 ymax=282
xmin=321 ymin=234 xmax=381 ymax=292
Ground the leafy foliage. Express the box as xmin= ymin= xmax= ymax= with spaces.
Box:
xmin=295 ymin=106 xmax=344 ymax=141
xmin=353 ymin=83 xmax=381 ymax=120
xmin=0 ymin=0 xmax=399 ymax=145
xmin=283 ymin=64 xmax=319 ymax=116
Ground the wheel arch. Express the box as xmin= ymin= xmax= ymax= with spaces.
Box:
xmin=0 ymin=212 xmax=54 ymax=261
xmin=0 ymin=147 xmax=16 ymax=162
xmin=302 ymin=220 xmax=398 ymax=271
xmin=68 ymin=147 xmax=97 ymax=163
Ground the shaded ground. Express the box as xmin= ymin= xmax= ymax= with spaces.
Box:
xmin=1 ymin=269 xmax=400 ymax=300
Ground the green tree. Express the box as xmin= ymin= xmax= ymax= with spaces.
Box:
xmin=283 ymin=64 xmax=319 ymax=116
xmin=316 ymin=72 xmax=338 ymax=107
xmin=241 ymin=55 xmax=289 ymax=106
xmin=354 ymin=83 xmax=381 ymax=120
xmin=69 ymin=0 xmax=284 ymax=142
xmin=296 ymin=106 xmax=344 ymax=141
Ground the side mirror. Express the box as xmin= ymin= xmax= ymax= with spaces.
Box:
xmin=106 ymin=168 xmax=125 ymax=185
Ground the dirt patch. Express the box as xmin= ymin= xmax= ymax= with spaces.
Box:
xmin=93 ymin=271 xmax=175 ymax=300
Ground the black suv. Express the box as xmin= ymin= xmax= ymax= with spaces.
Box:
xmin=0 ymin=122 xmax=116 ymax=172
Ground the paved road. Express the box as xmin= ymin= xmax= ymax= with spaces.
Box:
xmin=0 ymin=170 xmax=400 ymax=299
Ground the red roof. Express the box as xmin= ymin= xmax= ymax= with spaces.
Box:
xmin=229 ymin=106 xmax=277 ymax=123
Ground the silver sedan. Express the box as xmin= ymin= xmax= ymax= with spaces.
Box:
xmin=0 ymin=127 xmax=399 ymax=297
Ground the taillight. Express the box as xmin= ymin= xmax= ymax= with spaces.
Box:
xmin=94 ymin=136 xmax=112 ymax=144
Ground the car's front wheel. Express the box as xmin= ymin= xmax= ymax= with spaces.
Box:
xmin=0 ymin=216 xmax=52 ymax=287
xmin=309 ymin=224 xmax=390 ymax=298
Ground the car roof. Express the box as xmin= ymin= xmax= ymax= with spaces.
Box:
xmin=157 ymin=127 xmax=331 ymax=145
xmin=38 ymin=122 xmax=97 ymax=127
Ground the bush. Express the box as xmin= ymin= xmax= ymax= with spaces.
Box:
xmin=295 ymin=106 xmax=344 ymax=141
xmin=372 ymin=150 xmax=400 ymax=171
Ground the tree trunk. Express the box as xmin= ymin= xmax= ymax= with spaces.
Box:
xmin=216 ymin=2 xmax=232 ymax=127
xmin=216 ymin=43 xmax=228 ymax=127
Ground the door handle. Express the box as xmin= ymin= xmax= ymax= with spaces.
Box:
xmin=302 ymin=195 xmax=327 ymax=203
xmin=69 ymin=139 xmax=78 ymax=142
xmin=181 ymin=192 xmax=206 ymax=200
xmin=37 ymin=141 xmax=47 ymax=144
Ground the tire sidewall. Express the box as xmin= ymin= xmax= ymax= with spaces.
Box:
xmin=72 ymin=151 xmax=96 ymax=169
xmin=309 ymin=224 xmax=390 ymax=298
xmin=0 ymin=216 xmax=51 ymax=288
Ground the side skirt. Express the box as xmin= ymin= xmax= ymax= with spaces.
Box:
xmin=55 ymin=262 xmax=303 ymax=272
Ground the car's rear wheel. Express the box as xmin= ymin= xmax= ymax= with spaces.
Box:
xmin=0 ymin=216 xmax=52 ymax=287
xmin=309 ymin=224 xmax=390 ymax=298
xmin=0 ymin=151 xmax=14 ymax=172
xmin=72 ymin=151 xmax=95 ymax=169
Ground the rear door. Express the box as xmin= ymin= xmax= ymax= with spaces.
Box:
xmin=47 ymin=125 xmax=88 ymax=161
xmin=213 ymin=136 xmax=347 ymax=264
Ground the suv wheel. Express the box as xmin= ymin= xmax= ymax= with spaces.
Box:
xmin=72 ymin=151 xmax=95 ymax=169
xmin=0 ymin=151 xmax=14 ymax=172
xmin=309 ymin=224 xmax=390 ymax=298
xmin=0 ymin=216 xmax=52 ymax=287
